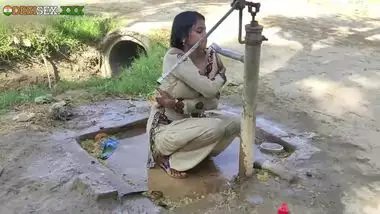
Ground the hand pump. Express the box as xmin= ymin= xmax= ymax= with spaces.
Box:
xmin=234 ymin=0 xmax=267 ymax=178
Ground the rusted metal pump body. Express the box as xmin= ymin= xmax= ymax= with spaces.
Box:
xmin=233 ymin=0 xmax=267 ymax=178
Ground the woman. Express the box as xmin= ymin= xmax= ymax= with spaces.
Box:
xmin=146 ymin=11 xmax=240 ymax=178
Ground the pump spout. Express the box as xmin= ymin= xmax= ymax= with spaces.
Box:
xmin=210 ymin=43 xmax=244 ymax=63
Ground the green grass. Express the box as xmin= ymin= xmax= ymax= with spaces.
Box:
xmin=0 ymin=85 xmax=51 ymax=112
xmin=0 ymin=13 xmax=171 ymax=113
xmin=0 ymin=29 xmax=170 ymax=113
xmin=0 ymin=16 xmax=114 ymax=62
xmin=56 ymin=43 xmax=166 ymax=95
xmin=50 ymin=16 xmax=115 ymax=44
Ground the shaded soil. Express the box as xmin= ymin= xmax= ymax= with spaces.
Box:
xmin=0 ymin=46 xmax=101 ymax=91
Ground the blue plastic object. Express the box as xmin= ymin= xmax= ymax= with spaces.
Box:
xmin=99 ymin=137 xmax=119 ymax=160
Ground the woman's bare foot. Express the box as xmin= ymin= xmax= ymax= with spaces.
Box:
xmin=159 ymin=157 xmax=187 ymax=179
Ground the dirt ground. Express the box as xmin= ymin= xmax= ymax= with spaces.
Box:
xmin=1 ymin=0 xmax=380 ymax=213
xmin=0 ymin=45 xmax=101 ymax=91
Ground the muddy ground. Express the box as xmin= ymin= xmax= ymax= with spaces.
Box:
xmin=1 ymin=0 xmax=380 ymax=213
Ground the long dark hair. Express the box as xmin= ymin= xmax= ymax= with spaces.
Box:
xmin=170 ymin=11 xmax=205 ymax=50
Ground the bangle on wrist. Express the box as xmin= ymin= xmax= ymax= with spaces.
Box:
xmin=174 ymin=98 xmax=184 ymax=113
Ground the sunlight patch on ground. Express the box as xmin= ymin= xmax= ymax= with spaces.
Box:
xmin=348 ymin=74 xmax=380 ymax=90
xmin=366 ymin=20 xmax=380 ymax=26
xmin=259 ymin=0 xmax=335 ymax=18
xmin=260 ymin=46 xmax=303 ymax=75
xmin=351 ymin=27 xmax=376 ymax=33
xmin=365 ymin=34 xmax=380 ymax=41
xmin=265 ymin=32 xmax=304 ymax=48
xmin=330 ymin=26 xmax=356 ymax=36
xmin=127 ymin=21 xmax=172 ymax=33
xmin=1 ymin=0 xmax=95 ymax=4
xmin=312 ymin=36 xmax=341 ymax=47
xmin=207 ymin=23 xmax=305 ymax=78
xmin=311 ymin=41 xmax=330 ymax=51
xmin=342 ymin=181 xmax=380 ymax=214
xmin=206 ymin=6 xmax=254 ymax=45
xmin=296 ymin=77 xmax=370 ymax=117
xmin=139 ymin=0 xmax=185 ymax=17
xmin=258 ymin=28 xmax=303 ymax=75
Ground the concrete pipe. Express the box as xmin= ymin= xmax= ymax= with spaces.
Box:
xmin=98 ymin=28 xmax=150 ymax=77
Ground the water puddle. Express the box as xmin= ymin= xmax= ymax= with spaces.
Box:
xmin=76 ymin=114 xmax=316 ymax=201
xmin=77 ymin=120 xmax=242 ymax=199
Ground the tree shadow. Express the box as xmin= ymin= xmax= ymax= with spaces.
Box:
xmin=261 ymin=15 xmax=380 ymax=50
xmin=257 ymin=15 xmax=380 ymax=119
xmin=84 ymin=0 xmax=230 ymax=23
xmin=219 ymin=14 xmax=380 ymax=213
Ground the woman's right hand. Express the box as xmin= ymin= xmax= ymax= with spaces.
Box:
xmin=155 ymin=88 xmax=174 ymax=107
xmin=156 ymin=88 xmax=184 ymax=114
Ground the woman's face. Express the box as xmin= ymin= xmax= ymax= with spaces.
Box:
xmin=185 ymin=18 xmax=207 ymax=50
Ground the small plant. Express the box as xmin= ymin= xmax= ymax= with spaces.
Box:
xmin=0 ymin=16 xmax=114 ymax=63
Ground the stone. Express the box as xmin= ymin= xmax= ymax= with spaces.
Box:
xmin=259 ymin=160 xmax=299 ymax=183
xmin=356 ymin=156 xmax=370 ymax=163
xmin=300 ymin=132 xmax=317 ymax=139
xmin=21 ymin=38 xmax=32 ymax=47
xmin=12 ymin=112 xmax=35 ymax=122
xmin=34 ymin=94 xmax=54 ymax=104
xmin=246 ymin=195 xmax=264 ymax=205
xmin=49 ymin=101 xmax=73 ymax=121
xmin=12 ymin=36 xmax=20 ymax=45
xmin=282 ymin=188 xmax=298 ymax=197
xmin=256 ymin=171 xmax=270 ymax=182
xmin=71 ymin=173 xmax=118 ymax=201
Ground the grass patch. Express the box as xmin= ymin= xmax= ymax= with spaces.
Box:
xmin=0 ymin=16 xmax=114 ymax=62
xmin=56 ymin=29 xmax=170 ymax=96
xmin=79 ymin=139 xmax=103 ymax=160
xmin=57 ymin=43 xmax=166 ymax=96
xmin=149 ymin=28 xmax=171 ymax=47
xmin=0 ymin=85 xmax=51 ymax=113
xmin=50 ymin=16 xmax=114 ymax=44
xmin=0 ymin=29 xmax=170 ymax=112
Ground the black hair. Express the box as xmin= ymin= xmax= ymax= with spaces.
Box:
xmin=170 ymin=11 xmax=205 ymax=50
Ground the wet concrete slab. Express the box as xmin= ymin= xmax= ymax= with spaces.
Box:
xmin=104 ymin=126 xmax=148 ymax=192
xmin=219 ymin=105 xmax=321 ymax=180
xmin=72 ymin=101 xmax=321 ymax=200
xmin=97 ymin=127 xmax=279 ymax=200
xmin=58 ymin=100 xmax=153 ymax=197
xmin=67 ymin=99 xmax=150 ymax=137
xmin=98 ymin=124 xmax=242 ymax=200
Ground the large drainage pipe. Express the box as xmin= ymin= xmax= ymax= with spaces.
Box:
xmin=98 ymin=28 xmax=150 ymax=77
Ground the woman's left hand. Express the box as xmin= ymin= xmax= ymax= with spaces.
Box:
xmin=208 ymin=67 xmax=226 ymax=81
xmin=209 ymin=54 xmax=226 ymax=80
